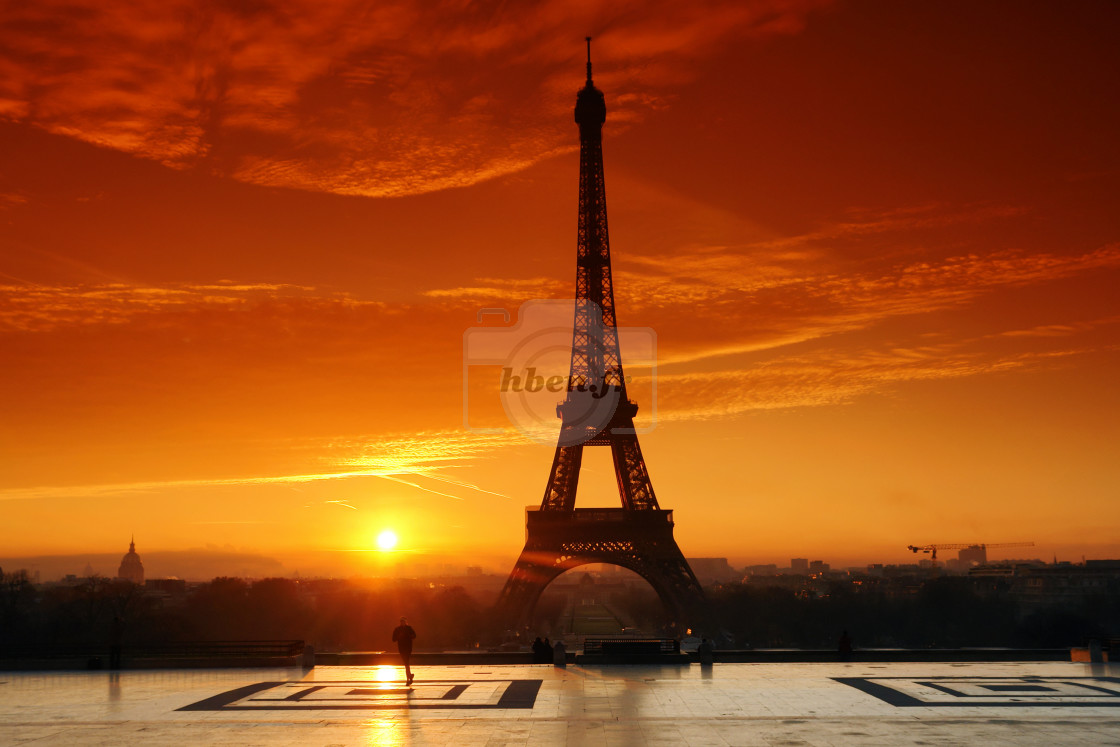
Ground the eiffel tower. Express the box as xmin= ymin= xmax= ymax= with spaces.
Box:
xmin=495 ymin=39 xmax=709 ymax=632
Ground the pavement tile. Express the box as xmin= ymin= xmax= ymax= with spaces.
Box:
xmin=1 ymin=662 xmax=1119 ymax=745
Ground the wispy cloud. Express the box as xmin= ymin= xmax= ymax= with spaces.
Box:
xmin=752 ymin=202 xmax=1031 ymax=252
xmin=0 ymin=430 xmax=518 ymax=502
xmin=0 ymin=281 xmax=380 ymax=332
xmin=0 ymin=191 xmax=28 ymax=209
xmin=0 ymin=0 xmax=830 ymax=197
xmin=621 ymin=241 xmax=1120 ymax=365
xmin=651 ymin=341 xmax=1106 ymax=422
xmin=423 ymin=277 xmax=566 ymax=303
xmin=617 ymin=203 xmax=1061 ymax=309
xmin=995 ymin=317 xmax=1120 ymax=338
xmin=317 ymin=500 xmax=358 ymax=510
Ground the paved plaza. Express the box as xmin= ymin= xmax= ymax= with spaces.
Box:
xmin=2 ymin=662 xmax=1119 ymax=745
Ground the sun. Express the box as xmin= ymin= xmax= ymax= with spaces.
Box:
xmin=376 ymin=529 xmax=398 ymax=552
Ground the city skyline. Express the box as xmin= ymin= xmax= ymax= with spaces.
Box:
xmin=2 ymin=1 xmax=1119 ymax=570
xmin=0 ymin=540 xmax=1091 ymax=585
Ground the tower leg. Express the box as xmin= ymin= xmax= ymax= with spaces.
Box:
xmin=541 ymin=445 xmax=583 ymax=511
xmin=494 ymin=550 xmax=571 ymax=630
xmin=494 ymin=513 xmax=712 ymax=636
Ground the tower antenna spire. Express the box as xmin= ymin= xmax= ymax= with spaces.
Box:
xmin=585 ymin=36 xmax=593 ymax=83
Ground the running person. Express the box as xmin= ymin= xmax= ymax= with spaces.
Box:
xmin=392 ymin=616 xmax=417 ymax=685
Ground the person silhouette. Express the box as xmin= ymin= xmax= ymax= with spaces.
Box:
xmin=392 ymin=616 xmax=417 ymax=685
xmin=697 ymin=637 xmax=714 ymax=666
xmin=109 ymin=615 xmax=124 ymax=670
xmin=838 ymin=630 xmax=853 ymax=662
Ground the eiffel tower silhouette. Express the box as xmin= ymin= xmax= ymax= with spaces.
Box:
xmin=494 ymin=39 xmax=709 ymax=632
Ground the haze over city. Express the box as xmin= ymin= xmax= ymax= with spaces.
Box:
xmin=2 ymin=0 xmax=1119 ymax=578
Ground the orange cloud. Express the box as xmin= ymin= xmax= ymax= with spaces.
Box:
xmin=618 ymin=239 xmax=1120 ymax=364
xmin=423 ymin=277 xmax=566 ymax=303
xmin=651 ymin=341 xmax=1106 ymax=422
xmin=0 ymin=282 xmax=349 ymax=331
xmin=0 ymin=429 xmax=518 ymax=502
xmin=0 ymin=0 xmax=830 ymax=197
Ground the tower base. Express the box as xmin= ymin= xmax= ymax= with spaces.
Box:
xmin=495 ymin=508 xmax=710 ymax=633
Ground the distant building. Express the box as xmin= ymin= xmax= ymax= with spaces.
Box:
xmin=145 ymin=577 xmax=186 ymax=594
xmin=117 ymin=536 xmax=145 ymax=584
xmin=970 ymin=559 xmax=1120 ymax=609
xmin=745 ymin=564 xmax=779 ymax=577
xmin=809 ymin=560 xmax=830 ymax=573
xmin=686 ymin=558 xmax=738 ymax=584
xmin=791 ymin=558 xmax=809 ymax=573
xmin=958 ymin=544 xmax=987 ymax=567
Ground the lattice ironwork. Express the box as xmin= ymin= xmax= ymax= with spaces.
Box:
xmin=496 ymin=41 xmax=709 ymax=633
xmin=497 ymin=509 xmax=708 ymax=629
xmin=540 ymin=39 xmax=658 ymax=513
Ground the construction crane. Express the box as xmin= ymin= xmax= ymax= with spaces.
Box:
xmin=906 ymin=542 xmax=1035 ymax=564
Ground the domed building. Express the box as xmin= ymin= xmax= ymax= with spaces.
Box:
xmin=117 ymin=536 xmax=144 ymax=584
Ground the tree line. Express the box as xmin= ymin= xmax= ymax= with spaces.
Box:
xmin=0 ymin=572 xmax=486 ymax=652
xmin=706 ymin=577 xmax=1117 ymax=649
xmin=2 ymin=569 xmax=1115 ymax=651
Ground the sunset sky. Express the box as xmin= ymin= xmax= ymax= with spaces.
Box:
xmin=2 ymin=0 xmax=1118 ymax=578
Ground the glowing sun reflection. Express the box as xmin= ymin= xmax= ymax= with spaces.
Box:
xmin=364 ymin=716 xmax=408 ymax=746
xmin=373 ymin=664 xmax=397 ymax=683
